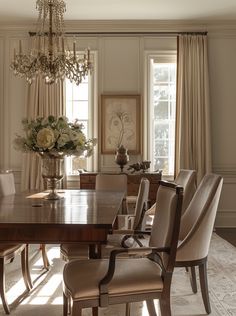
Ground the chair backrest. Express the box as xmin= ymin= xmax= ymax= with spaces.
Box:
xmin=175 ymin=169 xmax=197 ymax=214
xmin=149 ymin=181 xmax=183 ymax=271
xmin=95 ymin=174 xmax=127 ymax=196
xmin=0 ymin=172 xmax=16 ymax=196
xmin=132 ymin=178 xmax=150 ymax=230
xmin=177 ymin=173 xmax=223 ymax=262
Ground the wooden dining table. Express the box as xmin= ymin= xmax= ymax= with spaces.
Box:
xmin=0 ymin=190 xmax=124 ymax=256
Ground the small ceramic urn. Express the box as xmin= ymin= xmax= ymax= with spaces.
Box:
xmin=115 ymin=145 xmax=129 ymax=172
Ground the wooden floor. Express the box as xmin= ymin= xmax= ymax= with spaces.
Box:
xmin=216 ymin=228 xmax=236 ymax=247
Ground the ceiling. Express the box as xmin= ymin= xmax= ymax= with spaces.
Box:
xmin=1 ymin=0 xmax=236 ymax=23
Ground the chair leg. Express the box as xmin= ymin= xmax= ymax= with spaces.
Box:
xmin=21 ymin=245 xmax=33 ymax=290
xmin=71 ymin=302 xmax=82 ymax=316
xmin=189 ymin=266 xmax=197 ymax=293
xmin=92 ymin=306 xmax=98 ymax=316
xmin=41 ymin=244 xmax=50 ymax=270
xmin=146 ymin=300 xmax=157 ymax=316
xmin=63 ymin=292 xmax=68 ymax=316
xmin=159 ymin=297 xmax=171 ymax=316
xmin=0 ymin=258 xmax=10 ymax=314
xmin=125 ymin=303 xmax=131 ymax=316
xmin=199 ymin=261 xmax=211 ymax=314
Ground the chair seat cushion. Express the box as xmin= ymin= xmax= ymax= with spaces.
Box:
xmin=0 ymin=244 xmax=24 ymax=257
xmin=63 ymin=258 xmax=163 ymax=301
xmin=60 ymin=244 xmax=89 ymax=261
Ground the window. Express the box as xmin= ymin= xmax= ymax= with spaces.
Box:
xmin=149 ymin=54 xmax=177 ymax=176
xmin=65 ymin=53 xmax=97 ymax=175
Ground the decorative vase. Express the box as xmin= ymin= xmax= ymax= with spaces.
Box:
xmin=39 ymin=152 xmax=64 ymax=200
xmin=115 ymin=145 xmax=129 ymax=173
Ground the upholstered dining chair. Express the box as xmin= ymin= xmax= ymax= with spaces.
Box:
xmin=0 ymin=171 xmax=50 ymax=269
xmin=0 ymin=172 xmax=32 ymax=314
xmin=60 ymin=173 xmax=128 ymax=261
xmin=105 ymin=177 xmax=150 ymax=250
xmin=144 ymin=169 xmax=197 ymax=229
xmin=175 ymin=173 xmax=223 ymax=314
xmin=62 ymin=180 xmax=183 ymax=316
xmin=96 ymin=173 xmax=128 ymax=219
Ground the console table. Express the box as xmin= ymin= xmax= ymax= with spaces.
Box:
xmin=79 ymin=172 xmax=162 ymax=206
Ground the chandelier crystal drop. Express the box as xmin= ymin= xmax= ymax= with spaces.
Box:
xmin=10 ymin=0 xmax=92 ymax=85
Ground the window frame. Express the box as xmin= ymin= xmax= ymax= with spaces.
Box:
xmin=144 ymin=51 xmax=177 ymax=176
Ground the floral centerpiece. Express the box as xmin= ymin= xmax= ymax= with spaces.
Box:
xmin=14 ymin=115 xmax=96 ymax=157
xmin=14 ymin=115 xmax=96 ymax=200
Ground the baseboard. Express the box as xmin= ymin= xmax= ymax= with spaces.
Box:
xmin=215 ymin=209 xmax=236 ymax=228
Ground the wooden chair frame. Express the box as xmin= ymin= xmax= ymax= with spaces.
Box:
xmin=0 ymin=244 xmax=32 ymax=314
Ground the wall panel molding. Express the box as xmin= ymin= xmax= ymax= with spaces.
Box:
xmin=215 ymin=209 xmax=236 ymax=228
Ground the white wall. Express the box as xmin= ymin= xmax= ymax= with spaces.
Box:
xmin=208 ymin=31 xmax=236 ymax=227
xmin=0 ymin=21 xmax=236 ymax=226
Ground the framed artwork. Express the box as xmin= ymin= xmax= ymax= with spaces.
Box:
xmin=101 ymin=94 xmax=141 ymax=154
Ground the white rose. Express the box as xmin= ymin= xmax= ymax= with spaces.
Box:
xmin=36 ymin=128 xmax=55 ymax=149
xmin=70 ymin=130 xmax=84 ymax=142
xmin=57 ymin=133 xmax=70 ymax=147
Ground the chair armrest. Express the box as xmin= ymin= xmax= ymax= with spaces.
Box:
xmin=99 ymin=246 xmax=169 ymax=306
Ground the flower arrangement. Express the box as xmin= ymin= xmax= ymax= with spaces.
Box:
xmin=13 ymin=115 xmax=96 ymax=157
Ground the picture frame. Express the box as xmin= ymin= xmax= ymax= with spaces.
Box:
xmin=101 ymin=94 xmax=141 ymax=154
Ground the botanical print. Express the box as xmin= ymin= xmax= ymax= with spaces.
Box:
xmin=102 ymin=96 xmax=140 ymax=153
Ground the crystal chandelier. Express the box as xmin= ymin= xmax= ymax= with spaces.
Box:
xmin=10 ymin=0 xmax=92 ymax=85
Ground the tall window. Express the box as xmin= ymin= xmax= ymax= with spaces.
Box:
xmin=149 ymin=55 xmax=177 ymax=176
xmin=65 ymin=77 xmax=90 ymax=175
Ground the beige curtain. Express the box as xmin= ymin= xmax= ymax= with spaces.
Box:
xmin=175 ymin=34 xmax=212 ymax=184
xmin=21 ymin=76 xmax=65 ymax=191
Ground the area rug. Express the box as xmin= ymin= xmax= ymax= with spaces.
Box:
xmin=1 ymin=233 xmax=236 ymax=316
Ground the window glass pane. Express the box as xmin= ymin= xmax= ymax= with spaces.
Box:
xmin=154 ymin=101 xmax=168 ymax=120
xmin=66 ymin=80 xmax=73 ymax=101
xmin=73 ymin=83 xmax=89 ymax=100
xmin=155 ymin=140 xmax=168 ymax=156
xmin=72 ymin=101 xmax=88 ymax=120
xmin=170 ymin=84 xmax=176 ymax=100
xmin=153 ymin=66 xmax=169 ymax=82
xmin=170 ymin=64 xmax=176 ymax=82
xmin=66 ymin=101 xmax=73 ymax=120
xmin=153 ymin=158 xmax=168 ymax=172
xmin=154 ymin=85 xmax=169 ymax=101
xmin=155 ymin=123 xmax=169 ymax=140
xmin=170 ymin=102 xmax=176 ymax=120
xmin=71 ymin=156 xmax=87 ymax=174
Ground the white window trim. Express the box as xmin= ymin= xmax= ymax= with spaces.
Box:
xmin=144 ymin=50 xmax=177 ymax=173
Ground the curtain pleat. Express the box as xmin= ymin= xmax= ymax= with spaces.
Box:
xmin=175 ymin=34 xmax=212 ymax=183
xmin=21 ymin=76 xmax=65 ymax=191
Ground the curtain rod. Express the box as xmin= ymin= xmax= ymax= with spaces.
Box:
xmin=29 ymin=31 xmax=208 ymax=36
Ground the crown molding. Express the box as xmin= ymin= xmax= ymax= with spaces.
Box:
xmin=0 ymin=19 xmax=236 ymax=35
